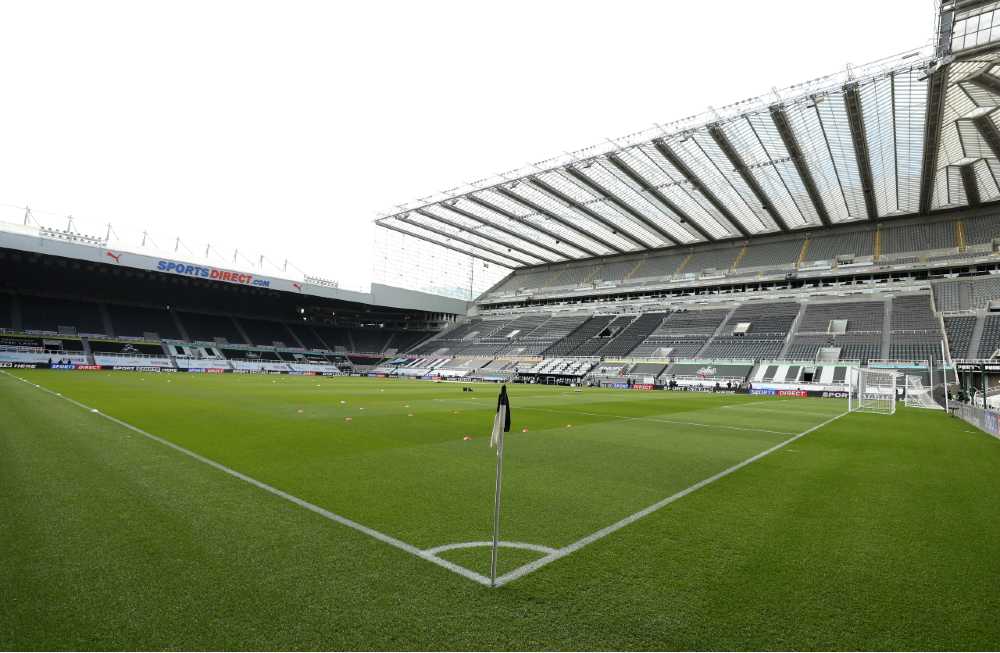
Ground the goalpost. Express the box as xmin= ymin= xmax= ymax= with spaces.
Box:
xmin=848 ymin=368 xmax=899 ymax=415
xmin=904 ymin=374 xmax=943 ymax=410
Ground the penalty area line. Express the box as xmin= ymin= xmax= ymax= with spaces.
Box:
xmin=492 ymin=409 xmax=851 ymax=587
xmin=2 ymin=372 xmax=494 ymax=587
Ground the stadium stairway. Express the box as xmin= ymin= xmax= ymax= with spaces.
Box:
xmin=776 ymin=302 xmax=807 ymax=360
xmin=693 ymin=304 xmax=739 ymax=359
xmin=969 ymin=315 xmax=987 ymax=359
xmin=881 ymin=301 xmax=892 ymax=360
xmin=97 ymin=301 xmax=116 ymax=339
xmin=231 ymin=317 xmax=253 ymax=346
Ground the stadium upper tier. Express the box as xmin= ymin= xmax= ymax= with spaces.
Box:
xmin=374 ymin=7 xmax=1000 ymax=275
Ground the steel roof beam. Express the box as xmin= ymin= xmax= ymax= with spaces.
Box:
xmin=395 ymin=214 xmax=536 ymax=267
xmin=919 ymin=67 xmax=951 ymax=215
xmin=463 ymin=195 xmax=606 ymax=258
xmin=562 ymin=166 xmax=679 ymax=246
xmin=526 ymin=177 xmax=642 ymax=250
xmin=415 ymin=208 xmax=551 ymax=263
xmin=974 ymin=111 xmax=1000 ymax=159
xmin=603 ymin=155 xmax=715 ymax=242
xmin=437 ymin=203 xmax=568 ymax=259
xmin=843 ymin=83 xmax=880 ymax=221
xmin=707 ymin=125 xmax=791 ymax=234
xmin=770 ymin=108 xmax=833 ymax=228
xmin=376 ymin=222 xmax=520 ymax=269
xmin=960 ymin=164 xmax=981 ymax=207
xmin=492 ymin=186 xmax=628 ymax=254
xmin=967 ymin=70 xmax=1000 ymax=96
xmin=652 ymin=139 xmax=751 ymax=238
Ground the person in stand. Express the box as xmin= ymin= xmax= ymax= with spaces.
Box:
xmin=748 ymin=382 xmax=753 ymax=390
xmin=715 ymin=381 xmax=720 ymax=390
xmin=726 ymin=380 xmax=732 ymax=389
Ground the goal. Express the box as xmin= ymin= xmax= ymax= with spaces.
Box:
xmin=904 ymin=375 xmax=943 ymax=410
xmin=848 ymin=368 xmax=898 ymax=415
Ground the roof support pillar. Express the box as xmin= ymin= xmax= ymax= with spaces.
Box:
xmin=919 ymin=67 xmax=950 ymax=215
xmin=843 ymin=84 xmax=880 ymax=221
xmin=707 ymin=125 xmax=791 ymax=233
xmin=770 ymin=108 xmax=833 ymax=228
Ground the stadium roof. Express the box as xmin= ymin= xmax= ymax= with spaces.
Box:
xmin=374 ymin=2 xmax=1000 ymax=270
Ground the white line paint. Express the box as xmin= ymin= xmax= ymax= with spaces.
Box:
xmin=491 ymin=409 xmax=850 ymax=587
xmin=722 ymin=407 xmax=836 ymax=417
xmin=5 ymin=372 xmax=848 ymax=589
xmin=435 ymin=399 xmax=799 ymax=435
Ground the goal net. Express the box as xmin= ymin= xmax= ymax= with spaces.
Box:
xmin=904 ymin=375 xmax=942 ymax=410
xmin=848 ymin=368 xmax=898 ymax=415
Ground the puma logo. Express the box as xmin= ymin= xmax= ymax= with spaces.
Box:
xmin=293 ymin=283 xmax=303 ymax=292
xmin=106 ymin=252 xmax=121 ymax=263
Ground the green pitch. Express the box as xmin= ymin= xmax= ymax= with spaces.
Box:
xmin=3 ymin=370 xmax=1000 ymax=649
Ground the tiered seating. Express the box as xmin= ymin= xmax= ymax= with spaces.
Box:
xmin=310 ymin=325 xmax=352 ymax=351
xmin=493 ymin=273 xmax=532 ymax=293
xmin=934 ymin=283 xmax=961 ymax=312
xmin=21 ymin=295 xmax=105 ymax=334
xmin=451 ymin=342 xmax=508 ymax=357
xmin=702 ymin=302 xmax=799 ymax=362
xmin=880 ymin=224 xmax=926 ymax=255
xmin=542 ymin=315 xmax=614 ymax=356
xmin=944 ymin=316 xmax=976 ymax=359
xmin=926 ymin=219 xmax=958 ymax=249
xmin=784 ymin=336 xmax=829 ymax=360
xmin=835 ymin=336 xmax=882 ymax=363
xmin=0 ymin=292 xmax=11 ymax=330
xmin=527 ymin=358 xmax=594 ymax=376
xmin=963 ymin=212 xmax=1000 ymax=246
xmin=970 ymin=277 xmax=1000 ymax=309
xmin=629 ymin=308 xmax=728 ymax=358
xmin=788 ymin=300 xmax=883 ymax=362
xmin=928 ymin=252 xmax=973 ymax=262
xmin=632 ymin=253 xmax=687 ymax=279
xmin=683 ymin=247 xmax=741 ymax=273
xmin=240 ymin=319 xmax=293 ymax=347
xmin=565 ymin=315 xmax=634 ymax=356
xmin=517 ymin=269 xmax=563 ymax=290
xmin=522 ymin=315 xmax=588 ymax=341
xmin=597 ymin=312 xmax=667 ymax=358
xmin=351 ymin=330 xmax=393 ymax=355
xmin=890 ymin=256 xmax=920 ymax=264
xmin=106 ymin=304 xmax=182 ymax=340
xmin=549 ymin=265 xmax=598 ymax=287
xmin=735 ymin=239 xmax=804 ymax=270
xmin=286 ymin=323 xmax=327 ymax=350
xmin=390 ymin=331 xmax=433 ymax=353
xmin=978 ymin=315 xmax=1000 ymax=358
xmin=593 ymin=259 xmax=641 ymax=283
xmin=804 ymin=230 xmax=874 ymax=262
xmin=177 ymin=312 xmax=244 ymax=344
xmin=889 ymin=295 xmax=943 ymax=362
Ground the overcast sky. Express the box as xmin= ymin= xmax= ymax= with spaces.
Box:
xmin=0 ymin=1 xmax=936 ymax=291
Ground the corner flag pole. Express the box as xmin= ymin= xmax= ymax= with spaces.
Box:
xmin=490 ymin=384 xmax=511 ymax=588
xmin=491 ymin=422 xmax=504 ymax=587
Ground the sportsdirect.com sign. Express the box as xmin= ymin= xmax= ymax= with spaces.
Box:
xmin=157 ymin=261 xmax=271 ymax=287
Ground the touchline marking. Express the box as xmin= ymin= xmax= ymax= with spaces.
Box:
xmin=6 ymin=372 xmax=847 ymax=588
xmin=435 ymin=399 xmax=798 ymax=435
xmin=490 ymin=409 xmax=850 ymax=587
xmin=722 ymin=407 xmax=835 ymax=417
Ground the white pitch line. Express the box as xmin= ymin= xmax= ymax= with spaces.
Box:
xmin=491 ymin=409 xmax=850 ymax=587
xmin=434 ymin=399 xmax=799 ymax=435
xmin=2 ymin=372 xmax=493 ymax=586
xmin=5 ymin=372 xmax=849 ymax=589
xmin=722 ymin=407 xmax=836 ymax=417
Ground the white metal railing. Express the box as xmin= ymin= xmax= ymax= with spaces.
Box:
xmin=93 ymin=351 xmax=169 ymax=359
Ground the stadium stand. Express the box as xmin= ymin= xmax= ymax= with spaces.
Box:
xmin=21 ymin=295 xmax=106 ymax=334
xmin=735 ymin=239 xmax=804 ymax=270
xmin=934 ymin=282 xmax=962 ymax=312
xmin=542 ymin=315 xmax=613 ymax=356
xmin=493 ymin=272 xmax=532 ymax=293
xmin=286 ymin=323 xmax=327 ymax=350
xmin=944 ymin=316 xmax=976 ymax=359
xmin=880 ymin=223 xmax=927 ymax=255
xmin=351 ymin=329 xmax=393 ymax=355
xmin=683 ymin=247 xmax=741 ymax=273
xmin=889 ymin=295 xmax=943 ymax=362
xmin=969 ymin=277 xmax=1000 ymax=310
xmin=926 ymin=219 xmax=958 ymax=250
xmin=701 ymin=302 xmax=799 ymax=362
xmin=963 ymin=212 xmax=1000 ymax=246
xmin=631 ymin=253 xmax=688 ymax=279
xmin=978 ymin=315 xmax=1000 ymax=358
xmin=804 ymin=230 xmax=875 ymax=262
xmin=597 ymin=312 xmax=667 ymax=357
xmin=0 ymin=292 xmax=13 ymax=330
xmin=787 ymin=300 xmax=883 ymax=362
xmin=389 ymin=330 xmax=434 ymax=353
xmin=106 ymin=304 xmax=183 ymax=340
xmin=890 ymin=255 xmax=920 ymax=264
xmin=240 ymin=318 xmax=296 ymax=347
xmin=567 ymin=315 xmax=635 ymax=356
xmin=519 ymin=269 xmax=563 ymax=290
xmin=629 ymin=308 xmax=728 ymax=358
xmin=593 ymin=259 xmax=641 ymax=283
xmin=549 ymin=264 xmax=598 ymax=287
xmin=311 ymin=325 xmax=352 ymax=351
xmin=177 ymin=312 xmax=245 ymax=344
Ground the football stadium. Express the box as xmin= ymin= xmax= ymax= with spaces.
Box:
xmin=7 ymin=2 xmax=1000 ymax=650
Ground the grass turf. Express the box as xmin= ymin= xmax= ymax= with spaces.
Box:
xmin=3 ymin=369 xmax=1000 ymax=649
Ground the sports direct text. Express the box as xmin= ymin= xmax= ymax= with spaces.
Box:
xmin=157 ymin=261 xmax=270 ymax=287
